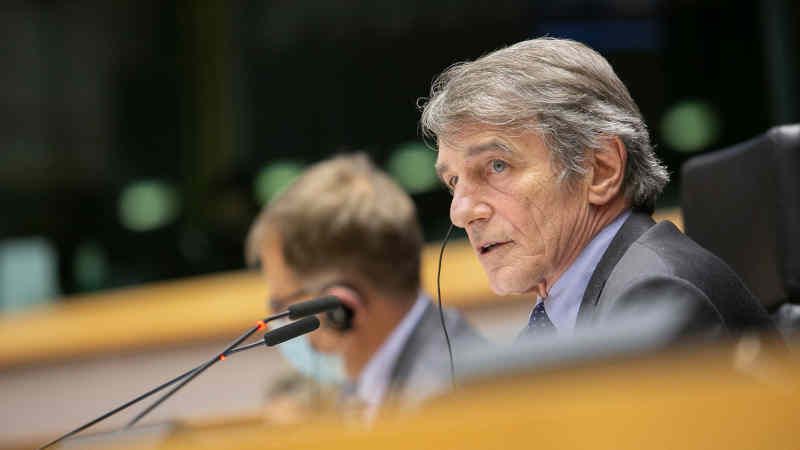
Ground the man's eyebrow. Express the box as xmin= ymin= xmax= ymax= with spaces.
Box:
xmin=467 ymin=140 xmax=513 ymax=158
xmin=435 ymin=140 xmax=513 ymax=182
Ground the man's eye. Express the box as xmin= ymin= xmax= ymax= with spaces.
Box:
xmin=491 ymin=160 xmax=507 ymax=173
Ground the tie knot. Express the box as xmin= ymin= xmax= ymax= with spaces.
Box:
xmin=528 ymin=302 xmax=555 ymax=332
xmin=515 ymin=301 xmax=556 ymax=344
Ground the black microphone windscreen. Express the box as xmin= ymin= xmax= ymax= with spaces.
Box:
xmin=287 ymin=295 xmax=342 ymax=319
xmin=264 ymin=316 xmax=320 ymax=347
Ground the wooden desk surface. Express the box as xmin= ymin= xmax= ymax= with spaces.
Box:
xmin=76 ymin=336 xmax=798 ymax=450
xmin=0 ymin=208 xmax=682 ymax=369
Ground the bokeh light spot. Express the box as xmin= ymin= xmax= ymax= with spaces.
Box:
xmin=387 ymin=142 xmax=439 ymax=194
xmin=254 ymin=161 xmax=304 ymax=205
xmin=118 ymin=180 xmax=181 ymax=232
xmin=74 ymin=240 xmax=108 ymax=291
xmin=660 ymin=100 xmax=722 ymax=153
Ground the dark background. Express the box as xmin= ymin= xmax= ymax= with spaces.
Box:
xmin=0 ymin=0 xmax=797 ymax=304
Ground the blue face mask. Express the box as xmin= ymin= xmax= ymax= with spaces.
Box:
xmin=270 ymin=319 xmax=346 ymax=385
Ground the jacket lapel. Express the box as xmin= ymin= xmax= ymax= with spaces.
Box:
xmin=576 ymin=210 xmax=655 ymax=325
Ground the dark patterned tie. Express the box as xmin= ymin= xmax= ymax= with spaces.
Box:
xmin=523 ymin=302 xmax=555 ymax=337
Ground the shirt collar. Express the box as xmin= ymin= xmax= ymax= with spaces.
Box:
xmin=536 ymin=209 xmax=631 ymax=332
xmin=355 ymin=292 xmax=429 ymax=408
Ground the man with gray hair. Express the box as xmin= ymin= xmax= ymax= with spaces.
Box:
xmin=421 ymin=37 xmax=774 ymax=337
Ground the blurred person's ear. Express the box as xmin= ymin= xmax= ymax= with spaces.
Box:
xmin=307 ymin=284 xmax=361 ymax=353
xmin=323 ymin=285 xmax=363 ymax=332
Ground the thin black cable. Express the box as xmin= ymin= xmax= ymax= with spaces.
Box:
xmin=437 ymin=223 xmax=456 ymax=389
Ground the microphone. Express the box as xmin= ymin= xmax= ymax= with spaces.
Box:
xmin=287 ymin=295 xmax=342 ymax=319
xmin=265 ymin=316 xmax=320 ymax=346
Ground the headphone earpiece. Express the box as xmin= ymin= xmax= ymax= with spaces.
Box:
xmin=326 ymin=304 xmax=354 ymax=332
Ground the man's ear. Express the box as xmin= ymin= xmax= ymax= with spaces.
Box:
xmin=323 ymin=285 xmax=364 ymax=331
xmin=587 ymin=135 xmax=627 ymax=206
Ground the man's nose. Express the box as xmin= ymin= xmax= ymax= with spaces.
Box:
xmin=450 ymin=184 xmax=491 ymax=228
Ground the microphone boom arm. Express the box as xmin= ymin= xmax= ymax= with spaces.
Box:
xmin=38 ymin=310 xmax=291 ymax=450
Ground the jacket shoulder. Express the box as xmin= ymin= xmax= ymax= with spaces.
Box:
xmin=598 ymin=221 xmax=774 ymax=333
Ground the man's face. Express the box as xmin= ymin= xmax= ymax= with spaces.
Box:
xmin=260 ymin=229 xmax=341 ymax=353
xmin=435 ymin=127 xmax=588 ymax=296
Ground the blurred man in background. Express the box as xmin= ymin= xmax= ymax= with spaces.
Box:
xmin=421 ymin=37 xmax=775 ymax=339
xmin=246 ymin=153 xmax=483 ymax=420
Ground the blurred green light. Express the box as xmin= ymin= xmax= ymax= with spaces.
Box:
xmin=660 ymin=100 xmax=722 ymax=153
xmin=74 ymin=241 xmax=108 ymax=291
xmin=254 ymin=161 xmax=304 ymax=205
xmin=387 ymin=142 xmax=439 ymax=194
xmin=118 ymin=179 xmax=180 ymax=232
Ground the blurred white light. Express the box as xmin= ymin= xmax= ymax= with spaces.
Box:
xmin=387 ymin=142 xmax=438 ymax=194
xmin=118 ymin=179 xmax=180 ymax=232
xmin=254 ymin=161 xmax=304 ymax=205
xmin=660 ymin=100 xmax=722 ymax=153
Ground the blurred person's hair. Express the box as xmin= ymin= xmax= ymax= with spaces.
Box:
xmin=246 ymin=153 xmax=422 ymax=300
xmin=419 ymin=37 xmax=669 ymax=212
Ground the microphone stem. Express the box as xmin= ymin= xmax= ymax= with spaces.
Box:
xmin=39 ymin=366 xmax=198 ymax=449
xmin=125 ymin=321 xmax=264 ymax=428
xmin=40 ymin=312 xmax=287 ymax=449
xmin=228 ymin=340 xmax=265 ymax=354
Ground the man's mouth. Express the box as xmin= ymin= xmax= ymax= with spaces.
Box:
xmin=478 ymin=241 xmax=511 ymax=255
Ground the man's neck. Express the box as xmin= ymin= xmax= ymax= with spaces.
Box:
xmin=538 ymin=199 xmax=631 ymax=299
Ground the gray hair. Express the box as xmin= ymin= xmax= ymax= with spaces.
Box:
xmin=419 ymin=37 xmax=668 ymax=211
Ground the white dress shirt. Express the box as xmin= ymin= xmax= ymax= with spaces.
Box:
xmin=533 ymin=210 xmax=631 ymax=332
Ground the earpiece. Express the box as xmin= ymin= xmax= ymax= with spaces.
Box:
xmin=326 ymin=304 xmax=354 ymax=331
xmin=321 ymin=283 xmax=360 ymax=333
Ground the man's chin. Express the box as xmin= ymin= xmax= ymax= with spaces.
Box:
xmin=487 ymin=277 xmax=525 ymax=297
xmin=488 ymin=272 xmax=543 ymax=297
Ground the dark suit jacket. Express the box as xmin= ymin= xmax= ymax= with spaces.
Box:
xmin=576 ymin=210 xmax=775 ymax=334
xmin=385 ymin=300 xmax=485 ymax=406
